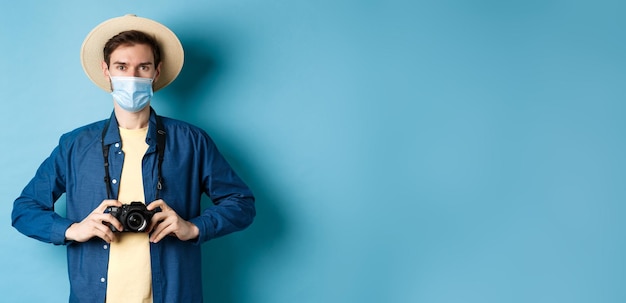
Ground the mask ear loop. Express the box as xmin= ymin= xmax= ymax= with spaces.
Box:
xmin=106 ymin=67 xmax=115 ymax=92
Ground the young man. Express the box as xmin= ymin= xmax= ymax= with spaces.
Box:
xmin=11 ymin=15 xmax=255 ymax=303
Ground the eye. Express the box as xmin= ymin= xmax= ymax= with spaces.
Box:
xmin=116 ymin=65 xmax=126 ymax=71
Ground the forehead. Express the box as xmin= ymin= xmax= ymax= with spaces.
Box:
xmin=109 ymin=44 xmax=155 ymax=63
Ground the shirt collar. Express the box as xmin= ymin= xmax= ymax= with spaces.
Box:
xmin=102 ymin=107 xmax=159 ymax=150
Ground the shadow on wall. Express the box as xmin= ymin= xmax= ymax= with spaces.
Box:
xmin=164 ymin=35 xmax=288 ymax=302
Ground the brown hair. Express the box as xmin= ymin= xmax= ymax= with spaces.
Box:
xmin=103 ymin=30 xmax=161 ymax=67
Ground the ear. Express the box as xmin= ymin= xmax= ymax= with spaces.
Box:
xmin=101 ymin=61 xmax=110 ymax=78
xmin=154 ymin=62 xmax=162 ymax=82
xmin=102 ymin=61 xmax=114 ymax=91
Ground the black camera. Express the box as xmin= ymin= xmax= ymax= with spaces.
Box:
xmin=105 ymin=202 xmax=160 ymax=232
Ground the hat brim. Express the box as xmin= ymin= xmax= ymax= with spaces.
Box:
xmin=81 ymin=14 xmax=184 ymax=92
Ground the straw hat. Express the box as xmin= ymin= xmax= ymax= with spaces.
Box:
xmin=81 ymin=14 xmax=184 ymax=92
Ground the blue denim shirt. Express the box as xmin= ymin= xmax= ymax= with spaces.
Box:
xmin=12 ymin=109 xmax=256 ymax=303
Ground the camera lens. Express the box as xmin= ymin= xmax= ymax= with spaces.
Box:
xmin=126 ymin=212 xmax=147 ymax=232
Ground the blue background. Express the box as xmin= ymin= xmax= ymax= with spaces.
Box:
xmin=1 ymin=1 xmax=625 ymax=302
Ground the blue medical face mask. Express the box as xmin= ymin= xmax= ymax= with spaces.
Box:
xmin=110 ymin=76 xmax=154 ymax=112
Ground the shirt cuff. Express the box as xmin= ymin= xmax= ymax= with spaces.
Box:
xmin=188 ymin=216 xmax=215 ymax=245
xmin=51 ymin=218 xmax=76 ymax=245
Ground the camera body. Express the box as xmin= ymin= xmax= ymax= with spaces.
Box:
xmin=105 ymin=202 xmax=159 ymax=232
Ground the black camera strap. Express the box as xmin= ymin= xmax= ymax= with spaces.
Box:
xmin=101 ymin=114 xmax=166 ymax=201
xmin=155 ymin=115 xmax=166 ymax=200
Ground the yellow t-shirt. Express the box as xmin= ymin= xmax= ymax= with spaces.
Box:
xmin=106 ymin=127 xmax=153 ymax=303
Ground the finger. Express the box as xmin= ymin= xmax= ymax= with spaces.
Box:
xmin=81 ymin=219 xmax=116 ymax=243
xmin=95 ymin=199 xmax=122 ymax=213
xmin=93 ymin=223 xmax=116 ymax=243
xmin=150 ymin=211 xmax=166 ymax=223
xmin=146 ymin=210 xmax=167 ymax=233
xmin=147 ymin=199 xmax=168 ymax=211
xmin=146 ymin=218 xmax=159 ymax=234
xmin=149 ymin=224 xmax=166 ymax=243
xmin=150 ymin=219 xmax=175 ymax=243
xmin=97 ymin=229 xmax=117 ymax=243
xmin=96 ymin=213 xmax=124 ymax=232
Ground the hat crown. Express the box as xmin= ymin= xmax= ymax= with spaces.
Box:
xmin=81 ymin=15 xmax=184 ymax=92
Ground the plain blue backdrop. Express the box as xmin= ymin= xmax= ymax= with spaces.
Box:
xmin=1 ymin=1 xmax=625 ymax=302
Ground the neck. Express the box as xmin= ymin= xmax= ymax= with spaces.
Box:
xmin=114 ymin=103 xmax=151 ymax=129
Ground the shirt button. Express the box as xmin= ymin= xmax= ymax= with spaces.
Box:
xmin=100 ymin=277 xmax=106 ymax=283
xmin=115 ymin=143 xmax=120 ymax=148
xmin=112 ymin=179 xmax=117 ymax=184
xmin=103 ymin=245 xmax=108 ymax=250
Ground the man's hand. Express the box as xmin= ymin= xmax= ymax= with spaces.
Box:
xmin=147 ymin=199 xmax=199 ymax=243
xmin=65 ymin=199 xmax=123 ymax=243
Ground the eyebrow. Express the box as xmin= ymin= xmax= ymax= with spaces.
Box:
xmin=111 ymin=61 xmax=154 ymax=66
